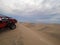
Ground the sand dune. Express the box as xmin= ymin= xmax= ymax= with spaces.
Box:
xmin=0 ymin=22 xmax=60 ymax=45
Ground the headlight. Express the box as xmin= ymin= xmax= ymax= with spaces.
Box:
xmin=5 ymin=18 xmax=9 ymax=19
xmin=2 ymin=17 xmax=5 ymax=19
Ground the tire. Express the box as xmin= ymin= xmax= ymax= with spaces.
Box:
xmin=9 ymin=24 xmax=16 ymax=30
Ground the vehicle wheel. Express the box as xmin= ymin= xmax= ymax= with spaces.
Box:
xmin=9 ymin=24 xmax=16 ymax=30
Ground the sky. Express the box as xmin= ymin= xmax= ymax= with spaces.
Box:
xmin=0 ymin=0 xmax=60 ymax=23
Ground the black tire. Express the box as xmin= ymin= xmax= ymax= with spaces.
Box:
xmin=9 ymin=24 xmax=16 ymax=30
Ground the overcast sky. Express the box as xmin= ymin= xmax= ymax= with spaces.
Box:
xmin=0 ymin=0 xmax=60 ymax=23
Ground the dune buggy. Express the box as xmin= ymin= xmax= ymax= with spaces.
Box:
xmin=0 ymin=14 xmax=17 ymax=30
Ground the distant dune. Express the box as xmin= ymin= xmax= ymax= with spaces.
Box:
xmin=21 ymin=22 xmax=60 ymax=45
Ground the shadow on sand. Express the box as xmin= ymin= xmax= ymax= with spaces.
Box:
xmin=0 ymin=27 xmax=11 ymax=33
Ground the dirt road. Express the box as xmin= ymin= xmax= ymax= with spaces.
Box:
xmin=0 ymin=23 xmax=60 ymax=45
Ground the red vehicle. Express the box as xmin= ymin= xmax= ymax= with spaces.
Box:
xmin=0 ymin=14 xmax=17 ymax=30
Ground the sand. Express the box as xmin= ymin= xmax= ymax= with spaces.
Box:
xmin=0 ymin=22 xmax=60 ymax=45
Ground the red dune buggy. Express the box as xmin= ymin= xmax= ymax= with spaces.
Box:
xmin=0 ymin=14 xmax=17 ymax=30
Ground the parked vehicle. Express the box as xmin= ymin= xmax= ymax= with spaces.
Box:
xmin=0 ymin=14 xmax=17 ymax=30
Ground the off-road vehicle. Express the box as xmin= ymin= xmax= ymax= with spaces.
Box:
xmin=0 ymin=14 xmax=17 ymax=30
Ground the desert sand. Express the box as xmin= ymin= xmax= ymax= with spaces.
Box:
xmin=0 ymin=22 xmax=60 ymax=45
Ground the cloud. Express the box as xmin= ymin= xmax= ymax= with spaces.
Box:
xmin=0 ymin=0 xmax=60 ymax=23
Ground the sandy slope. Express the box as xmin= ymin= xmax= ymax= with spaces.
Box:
xmin=0 ymin=23 xmax=60 ymax=45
